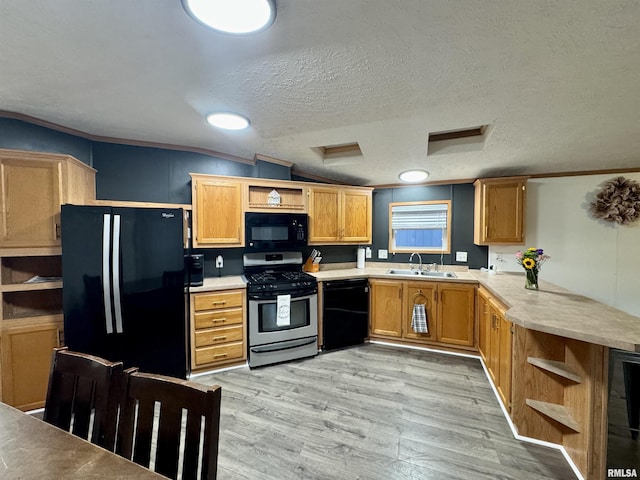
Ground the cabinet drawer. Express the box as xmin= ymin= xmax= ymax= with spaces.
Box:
xmin=194 ymin=325 xmax=243 ymax=348
xmin=194 ymin=342 xmax=244 ymax=366
xmin=193 ymin=291 xmax=243 ymax=312
xmin=194 ymin=307 xmax=244 ymax=329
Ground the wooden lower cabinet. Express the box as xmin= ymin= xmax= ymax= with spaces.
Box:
xmin=369 ymin=280 xmax=403 ymax=337
xmin=190 ymin=289 xmax=247 ymax=371
xmin=1 ymin=318 xmax=62 ymax=411
xmin=477 ymin=286 xmax=512 ymax=411
xmin=370 ymin=279 xmax=475 ymax=349
xmin=436 ymin=282 xmax=475 ymax=347
xmin=403 ymin=283 xmax=436 ymax=342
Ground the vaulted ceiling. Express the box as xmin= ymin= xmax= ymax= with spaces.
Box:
xmin=1 ymin=1 xmax=639 ymax=186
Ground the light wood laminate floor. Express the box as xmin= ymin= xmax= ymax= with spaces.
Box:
xmin=197 ymin=344 xmax=576 ymax=480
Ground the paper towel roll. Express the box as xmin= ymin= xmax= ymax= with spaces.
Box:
xmin=357 ymin=247 xmax=365 ymax=269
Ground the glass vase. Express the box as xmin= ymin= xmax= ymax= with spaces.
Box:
xmin=525 ymin=269 xmax=539 ymax=290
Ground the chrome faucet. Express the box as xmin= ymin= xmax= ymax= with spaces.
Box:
xmin=409 ymin=252 xmax=423 ymax=272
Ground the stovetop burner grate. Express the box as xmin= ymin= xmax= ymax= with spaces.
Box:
xmin=245 ymin=270 xmax=316 ymax=285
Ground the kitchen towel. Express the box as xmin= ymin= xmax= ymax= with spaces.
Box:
xmin=276 ymin=294 xmax=291 ymax=327
xmin=411 ymin=303 xmax=428 ymax=333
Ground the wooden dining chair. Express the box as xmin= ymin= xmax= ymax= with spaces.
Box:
xmin=43 ymin=346 xmax=124 ymax=450
xmin=116 ymin=369 xmax=222 ymax=480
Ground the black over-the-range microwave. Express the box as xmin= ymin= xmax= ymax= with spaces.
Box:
xmin=245 ymin=212 xmax=308 ymax=250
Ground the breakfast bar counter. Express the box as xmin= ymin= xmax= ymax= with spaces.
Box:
xmin=467 ymin=270 xmax=640 ymax=352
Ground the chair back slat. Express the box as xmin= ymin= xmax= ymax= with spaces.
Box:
xmin=155 ymin=402 xmax=183 ymax=476
xmin=132 ymin=396 xmax=156 ymax=467
xmin=43 ymin=347 xmax=123 ymax=451
xmin=70 ymin=376 xmax=95 ymax=439
xmin=117 ymin=370 xmax=222 ymax=480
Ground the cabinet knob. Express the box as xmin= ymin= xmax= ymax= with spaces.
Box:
xmin=212 ymin=317 xmax=227 ymax=323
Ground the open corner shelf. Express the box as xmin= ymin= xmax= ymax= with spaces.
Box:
xmin=247 ymin=184 xmax=306 ymax=211
xmin=527 ymin=356 xmax=583 ymax=383
xmin=525 ymin=399 xmax=581 ymax=433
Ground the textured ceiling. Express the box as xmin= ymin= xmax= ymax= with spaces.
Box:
xmin=1 ymin=1 xmax=639 ymax=186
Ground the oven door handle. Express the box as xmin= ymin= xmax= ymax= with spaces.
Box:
xmin=249 ymin=292 xmax=317 ymax=302
xmin=250 ymin=337 xmax=317 ymax=354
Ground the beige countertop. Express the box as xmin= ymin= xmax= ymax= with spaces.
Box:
xmin=191 ymin=263 xmax=640 ymax=352
xmin=468 ymin=270 xmax=640 ymax=353
xmin=311 ymin=264 xmax=640 ymax=352
xmin=189 ymin=275 xmax=246 ymax=293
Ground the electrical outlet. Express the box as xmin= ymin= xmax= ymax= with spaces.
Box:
xmin=378 ymin=249 xmax=388 ymax=259
xmin=456 ymin=251 xmax=468 ymax=262
xmin=215 ymin=255 xmax=223 ymax=268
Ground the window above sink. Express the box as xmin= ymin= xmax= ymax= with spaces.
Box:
xmin=389 ymin=200 xmax=451 ymax=254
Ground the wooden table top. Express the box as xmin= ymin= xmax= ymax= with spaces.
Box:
xmin=0 ymin=401 xmax=166 ymax=479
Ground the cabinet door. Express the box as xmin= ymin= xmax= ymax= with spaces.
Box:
xmin=369 ymin=280 xmax=403 ymax=337
xmin=1 ymin=321 xmax=62 ymax=410
xmin=477 ymin=289 xmax=491 ymax=362
xmin=341 ymin=189 xmax=372 ymax=243
xmin=497 ymin=313 xmax=513 ymax=410
xmin=403 ymin=282 xmax=436 ymax=342
xmin=485 ymin=181 xmax=525 ymax=243
xmin=193 ymin=179 xmax=243 ymax=247
xmin=474 ymin=177 xmax=526 ymax=245
xmin=437 ymin=283 xmax=475 ymax=346
xmin=488 ymin=305 xmax=501 ymax=384
xmin=0 ymin=159 xmax=61 ymax=247
xmin=308 ymin=187 xmax=340 ymax=243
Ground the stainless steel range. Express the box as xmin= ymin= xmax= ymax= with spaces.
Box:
xmin=243 ymin=252 xmax=318 ymax=368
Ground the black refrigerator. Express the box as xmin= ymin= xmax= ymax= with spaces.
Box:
xmin=61 ymin=204 xmax=189 ymax=379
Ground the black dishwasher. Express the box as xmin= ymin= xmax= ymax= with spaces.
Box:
xmin=322 ymin=278 xmax=369 ymax=350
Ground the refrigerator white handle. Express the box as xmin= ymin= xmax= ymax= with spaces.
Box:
xmin=112 ymin=214 xmax=124 ymax=334
xmin=102 ymin=214 xmax=114 ymax=334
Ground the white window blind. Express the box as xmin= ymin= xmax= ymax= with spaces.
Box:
xmin=391 ymin=204 xmax=449 ymax=230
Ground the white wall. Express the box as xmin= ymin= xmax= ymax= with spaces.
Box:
xmin=489 ymin=173 xmax=640 ymax=317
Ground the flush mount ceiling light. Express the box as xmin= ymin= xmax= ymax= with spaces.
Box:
xmin=398 ymin=170 xmax=429 ymax=183
xmin=182 ymin=0 xmax=276 ymax=34
xmin=206 ymin=112 xmax=250 ymax=130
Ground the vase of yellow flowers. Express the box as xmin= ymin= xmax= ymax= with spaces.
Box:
xmin=515 ymin=248 xmax=550 ymax=290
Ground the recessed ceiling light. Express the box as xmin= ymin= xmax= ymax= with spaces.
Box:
xmin=399 ymin=170 xmax=429 ymax=183
xmin=206 ymin=112 xmax=250 ymax=130
xmin=182 ymin=0 xmax=276 ymax=34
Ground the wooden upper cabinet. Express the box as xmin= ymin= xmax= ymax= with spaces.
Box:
xmin=474 ymin=176 xmax=527 ymax=245
xmin=191 ymin=175 xmax=243 ymax=247
xmin=308 ymin=187 xmax=340 ymax=242
xmin=308 ymin=185 xmax=372 ymax=245
xmin=187 ymin=173 xmax=371 ymax=248
xmin=342 ymin=188 xmax=372 ymax=242
xmin=0 ymin=149 xmax=96 ymax=248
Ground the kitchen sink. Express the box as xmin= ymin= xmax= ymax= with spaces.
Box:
xmin=386 ymin=269 xmax=456 ymax=278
